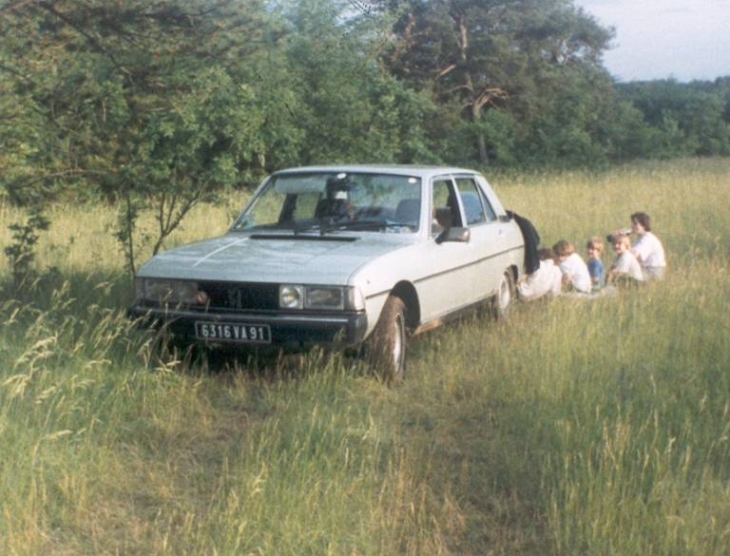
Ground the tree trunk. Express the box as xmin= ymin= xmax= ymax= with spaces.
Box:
xmin=472 ymin=98 xmax=489 ymax=165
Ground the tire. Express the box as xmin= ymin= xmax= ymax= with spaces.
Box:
xmin=366 ymin=295 xmax=407 ymax=383
xmin=491 ymin=269 xmax=515 ymax=320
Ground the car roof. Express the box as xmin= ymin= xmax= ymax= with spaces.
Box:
xmin=271 ymin=165 xmax=482 ymax=179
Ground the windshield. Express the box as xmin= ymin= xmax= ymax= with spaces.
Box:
xmin=231 ymin=172 xmax=423 ymax=234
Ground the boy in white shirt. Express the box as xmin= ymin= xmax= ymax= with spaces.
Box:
xmin=553 ymin=240 xmax=592 ymax=294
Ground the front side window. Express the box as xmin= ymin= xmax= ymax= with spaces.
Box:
xmin=431 ymin=178 xmax=463 ymax=235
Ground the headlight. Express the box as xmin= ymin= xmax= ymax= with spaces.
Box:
xmin=279 ymin=285 xmax=364 ymax=311
xmin=306 ymin=286 xmax=345 ymax=310
xmin=279 ymin=285 xmax=305 ymax=309
xmin=135 ymin=278 xmax=206 ymax=306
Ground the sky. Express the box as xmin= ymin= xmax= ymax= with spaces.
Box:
xmin=572 ymin=0 xmax=730 ymax=82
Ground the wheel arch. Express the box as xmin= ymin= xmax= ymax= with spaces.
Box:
xmin=390 ymin=280 xmax=420 ymax=331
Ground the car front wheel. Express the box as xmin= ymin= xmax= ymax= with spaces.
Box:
xmin=366 ymin=295 xmax=407 ymax=383
xmin=492 ymin=269 xmax=515 ymax=319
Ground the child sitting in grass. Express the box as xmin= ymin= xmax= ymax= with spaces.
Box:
xmin=607 ymin=233 xmax=644 ymax=286
xmin=586 ymin=237 xmax=605 ymax=292
xmin=553 ymin=239 xmax=592 ymax=294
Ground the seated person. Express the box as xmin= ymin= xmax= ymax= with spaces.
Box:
xmin=315 ymin=177 xmax=354 ymax=220
xmin=607 ymin=233 xmax=644 ymax=286
xmin=431 ymin=207 xmax=453 ymax=234
xmin=586 ymin=237 xmax=605 ymax=292
xmin=553 ymin=239 xmax=592 ymax=293
xmin=630 ymin=211 xmax=666 ymax=280
xmin=517 ymin=248 xmax=563 ymax=301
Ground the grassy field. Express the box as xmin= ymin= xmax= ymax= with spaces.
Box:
xmin=1 ymin=158 xmax=729 ymax=555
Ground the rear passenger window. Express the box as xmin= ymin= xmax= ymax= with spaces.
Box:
xmin=455 ymin=178 xmax=496 ymax=224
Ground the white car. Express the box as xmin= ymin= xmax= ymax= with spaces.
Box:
xmin=128 ymin=165 xmax=526 ymax=381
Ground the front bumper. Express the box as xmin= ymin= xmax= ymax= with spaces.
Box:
xmin=127 ymin=304 xmax=369 ymax=349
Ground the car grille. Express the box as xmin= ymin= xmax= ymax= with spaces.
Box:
xmin=199 ymin=282 xmax=280 ymax=312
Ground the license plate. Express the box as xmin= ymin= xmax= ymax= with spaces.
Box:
xmin=195 ymin=322 xmax=271 ymax=344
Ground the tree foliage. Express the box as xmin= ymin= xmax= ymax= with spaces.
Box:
xmin=1 ymin=0 xmax=269 ymax=271
xmin=617 ymin=79 xmax=730 ymax=158
xmin=379 ymin=0 xmax=614 ymax=165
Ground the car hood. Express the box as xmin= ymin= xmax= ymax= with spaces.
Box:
xmin=136 ymin=231 xmax=413 ymax=284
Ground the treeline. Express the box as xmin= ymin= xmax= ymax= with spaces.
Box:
xmin=616 ymin=79 xmax=730 ymax=160
xmin=1 ymin=0 xmax=729 ymax=276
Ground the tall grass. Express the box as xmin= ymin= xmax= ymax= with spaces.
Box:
xmin=1 ymin=158 xmax=729 ymax=555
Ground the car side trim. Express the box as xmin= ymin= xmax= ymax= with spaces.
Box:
xmin=363 ymin=244 xmax=523 ymax=301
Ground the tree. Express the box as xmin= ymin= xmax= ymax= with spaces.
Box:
xmin=274 ymin=0 xmax=435 ymax=165
xmin=618 ymin=80 xmax=730 ymax=158
xmin=380 ymin=0 xmax=614 ymax=166
xmin=1 ymin=0 xmax=270 ymax=272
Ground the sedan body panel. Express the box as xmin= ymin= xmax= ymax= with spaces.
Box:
xmin=136 ymin=233 xmax=416 ymax=286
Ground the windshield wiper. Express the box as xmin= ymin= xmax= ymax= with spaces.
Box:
xmin=331 ymin=220 xmax=415 ymax=232
xmin=334 ymin=220 xmax=386 ymax=231
xmin=288 ymin=218 xmax=413 ymax=236
xmin=291 ymin=222 xmax=325 ymax=235
xmin=292 ymin=219 xmax=347 ymax=235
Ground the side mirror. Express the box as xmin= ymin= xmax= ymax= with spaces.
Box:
xmin=436 ymin=227 xmax=470 ymax=244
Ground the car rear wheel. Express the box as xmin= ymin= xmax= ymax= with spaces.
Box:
xmin=491 ymin=269 xmax=515 ymax=320
xmin=366 ymin=295 xmax=406 ymax=383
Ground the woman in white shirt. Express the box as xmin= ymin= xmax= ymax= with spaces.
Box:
xmin=630 ymin=212 xmax=666 ymax=280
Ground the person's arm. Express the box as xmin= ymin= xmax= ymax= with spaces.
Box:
xmin=631 ymin=235 xmax=647 ymax=262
